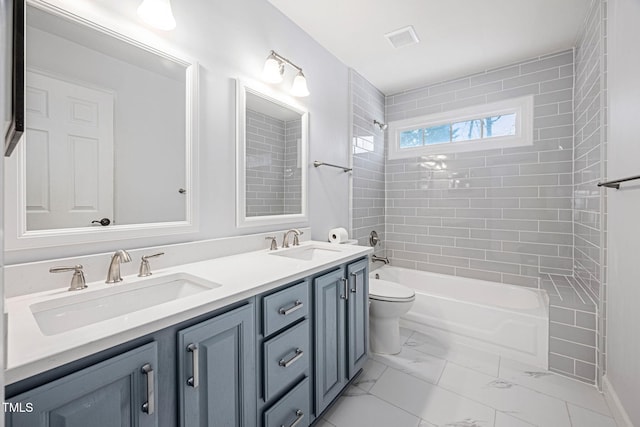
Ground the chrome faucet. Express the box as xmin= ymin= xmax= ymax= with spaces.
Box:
xmin=282 ymin=229 xmax=303 ymax=248
xmin=371 ymin=255 xmax=390 ymax=265
xmin=106 ymin=250 xmax=132 ymax=283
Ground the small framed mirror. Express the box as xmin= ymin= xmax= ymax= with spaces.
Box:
xmin=236 ymin=80 xmax=308 ymax=228
xmin=4 ymin=2 xmax=199 ymax=250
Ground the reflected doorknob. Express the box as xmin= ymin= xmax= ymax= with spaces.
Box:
xmin=91 ymin=218 xmax=111 ymax=226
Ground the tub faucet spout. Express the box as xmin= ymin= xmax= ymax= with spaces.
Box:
xmin=371 ymin=255 xmax=390 ymax=264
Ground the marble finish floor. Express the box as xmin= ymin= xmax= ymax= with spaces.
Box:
xmin=316 ymin=328 xmax=617 ymax=427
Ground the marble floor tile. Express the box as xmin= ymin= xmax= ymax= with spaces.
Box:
xmin=400 ymin=327 xmax=413 ymax=345
xmin=418 ymin=419 xmax=437 ymax=427
xmin=499 ymin=358 xmax=610 ymax=415
xmin=314 ymin=419 xmax=336 ymax=427
xmin=370 ymin=367 xmax=495 ymax=427
xmin=404 ymin=331 xmax=501 ymax=377
xmin=353 ymin=358 xmax=387 ymax=392
xmin=323 ymin=393 xmax=421 ymax=427
xmin=494 ymin=411 xmax=536 ymax=427
xmin=567 ymin=403 xmax=618 ymax=427
xmin=371 ymin=346 xmax=447 ymax=384
xmin=438 ymin=362 xmax=572 ymax=427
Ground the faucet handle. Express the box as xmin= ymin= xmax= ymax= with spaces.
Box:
xmin=293 ymin=230 xmax=304 ymax=246
xmin=138 ymin=252 xmax=165 ymax=277
xmin=265 ymin=236 xmax=278 ymax=251
xmin=50 ymin=264 xmax=87 ymax=291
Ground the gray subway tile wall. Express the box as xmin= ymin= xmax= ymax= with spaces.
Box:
xmin=349 ymin=13 xmax=607 ymax=384
xmin=350 ymin=70 xmax=386 ymax=256
xmin=245 ymin=109 xmax=287 ymax=216
xmin=284 ymin=119 xmax=302 ymax=214
xmin=245 ymin=109 xmax=302 ymax=217
xmin=385 ymin=50 xmax=575 ymax=285
xmin=573 ymin=0 xmax=607 ymax=387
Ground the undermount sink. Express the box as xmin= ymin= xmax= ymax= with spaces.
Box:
xmin=269 ymin=244 xmax=343 ymax=261
xmin=30 ymin=273 xmax=222 ymax=336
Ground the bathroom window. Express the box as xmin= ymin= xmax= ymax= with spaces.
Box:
xmin=388 ymin=95 xmax=533 ymax=159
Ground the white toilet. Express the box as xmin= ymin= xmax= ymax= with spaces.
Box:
xmin=368 ymin=278 xmax=415 ymax=354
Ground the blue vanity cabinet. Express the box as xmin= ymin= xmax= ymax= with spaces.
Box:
xmin=257 ymin=280 xmax=312 ymax=427
xmin=347 ymin=258 xmax=369 ymax=378
xmin=313 ymin=268 xmax=348 ymax=414
xmin=177 ymin=302 xmax=257 ymax=427
xmin=314 ymin=258 xmax=369 ymax=415
xmin=5 ymin=342 xmax=158 ymax=427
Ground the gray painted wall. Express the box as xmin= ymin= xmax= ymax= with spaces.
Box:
xmin=350 ymin=70 xmax=386 ymax=257
xmin=384 ymin=51 xmax=575 ymax=287
xmin=605 ymin=0 xmax=640 ymax=422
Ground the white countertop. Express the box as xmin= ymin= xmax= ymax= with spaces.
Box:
xmin=5 ymin=241 xmax=373 ymax=384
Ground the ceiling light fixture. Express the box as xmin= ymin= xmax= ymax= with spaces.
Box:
xmin=137 ymin=0 xmax=176 ymax=31
xmin=262 ymin=50 xmax=310 ymax=97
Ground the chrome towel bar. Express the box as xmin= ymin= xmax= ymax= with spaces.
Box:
xmin=597 ymin=174 xmax=640 ymax=189
xmin=313 ymin=160 xmax=352 ymax=173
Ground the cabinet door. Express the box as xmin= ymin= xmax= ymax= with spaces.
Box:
xmin=6 ymin=342 xmax=158 ymax=427
xmin=178 ymin=302 xmax=256 ymax=427
xmin=313 ymin=268 xmax=347 ymax=414
xmin=347 ymin=258 xmax=369 ymax=379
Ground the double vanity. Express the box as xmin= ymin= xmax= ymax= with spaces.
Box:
xmin=4 ymin=240 xmax=372 ymax=426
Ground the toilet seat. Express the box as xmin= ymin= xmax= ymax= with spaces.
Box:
xmin=369 ymin=279 xmax=415 ymax=302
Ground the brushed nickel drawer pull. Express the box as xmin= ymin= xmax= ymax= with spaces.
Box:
xmin=187 ymin=343 xmax=199 ymax=388
xmin=279 ymin=348 xmax=303 ymax=368
xmin=141 ymin=363 xmax=154 ymax=415
xmin=341 ymin=278 xmax=349 ymax=300
xmin=281 ymin=410 xmax=304 ymax=427
xmin=279 ymin=300 xmax=303 ymax=316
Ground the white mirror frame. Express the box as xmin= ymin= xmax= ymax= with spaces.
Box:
xmin=236 ymin=79 xmax=309 ymax=228
xmin=4 ymin=1 xmax=199 ymax=251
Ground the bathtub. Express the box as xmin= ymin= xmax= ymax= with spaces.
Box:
xmin=371 ymin=266 xmax=549 ymax=368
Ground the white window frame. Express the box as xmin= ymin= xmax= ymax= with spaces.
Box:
xmin=387 ymin=95 xmax=534 ymax=159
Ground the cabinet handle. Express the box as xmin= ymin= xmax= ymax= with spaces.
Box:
xmin=279 ymin=348 xmax=304 ymax=368
xmin=350 ymin=272 xmax=358 ymax=293
xmin=187 ymin=343 xmax=199 ymax=388
xmin=278 ymin=300 xmax=303 ymax=315
xmin=341 ymin=278 xmax=349 ymax=300
xmin=141 ymin=363 xmax=154 ymax=415
xmin=281 ymin=409 xmax=304 ymax=427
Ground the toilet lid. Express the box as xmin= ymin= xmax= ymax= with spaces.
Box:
xmin=369 ymin=279 xmax=415 ymax=301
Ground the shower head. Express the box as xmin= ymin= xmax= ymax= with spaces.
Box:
xmin=373 ymin=119 xmax=388 ymax=131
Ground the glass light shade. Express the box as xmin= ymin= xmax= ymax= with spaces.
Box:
xmin=137 ymin=0 xmax=176 ymax=31
xmin=263 ymin=55 xmax=284 ymax=83
xmin=290 ymin=71 xmax=310 ymax=97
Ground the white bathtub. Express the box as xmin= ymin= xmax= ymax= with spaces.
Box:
xmin=371 ymin=266 xmax=549 ymax=368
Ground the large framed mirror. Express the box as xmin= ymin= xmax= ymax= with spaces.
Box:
xmin=236 ymin=80 xmax=308 ymax=228
xmin=4 ymin=1 xmax=199 ymax=250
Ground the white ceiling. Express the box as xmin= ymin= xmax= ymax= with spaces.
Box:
xmin=267 ymin=0 xmax=591 ymax=95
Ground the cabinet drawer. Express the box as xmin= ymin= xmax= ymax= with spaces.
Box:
xmin=263 ymin=377 xmax=310 ymax=427
xmin=264 ymin=319 xmax=310 ymax=401
xmin=263 ymin=280 xmax=309 ymax=336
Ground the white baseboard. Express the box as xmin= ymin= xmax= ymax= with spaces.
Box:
xmin=603 ymin=375 xmax=635 ymax=427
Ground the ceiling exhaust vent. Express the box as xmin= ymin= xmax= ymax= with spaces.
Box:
xmin=384 ymin=25 xmax=420 ymax=49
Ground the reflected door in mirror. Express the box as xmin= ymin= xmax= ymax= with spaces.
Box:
xmin=26 ymin=70 xmax=114 ymax=230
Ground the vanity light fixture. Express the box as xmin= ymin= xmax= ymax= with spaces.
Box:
xmin=262 ymin=50 xmax=310 ymax=97
xmin=137 ymin=0 xmax=176 ymax=31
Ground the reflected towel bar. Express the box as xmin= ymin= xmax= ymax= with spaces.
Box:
xmin=597 ymin=174 xmax=640 ymax=189
xmin=313 ymin=160 xmax=352 ymax=173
